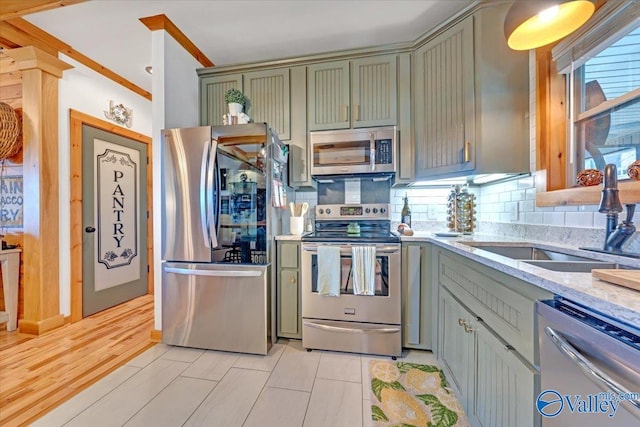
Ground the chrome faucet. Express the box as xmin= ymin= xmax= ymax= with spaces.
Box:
xmin=586 ymin=164 xmax=638 ymax=257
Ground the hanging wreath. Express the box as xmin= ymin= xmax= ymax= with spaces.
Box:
xmin=0 ymin=102 xmax=22 ymax=160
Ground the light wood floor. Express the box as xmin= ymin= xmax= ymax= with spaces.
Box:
xmin=0 ymin=295 xmax=155 ymax=427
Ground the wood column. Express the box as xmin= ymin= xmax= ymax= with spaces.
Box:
xmin=1 ymin=47 xmax=72 ymax=334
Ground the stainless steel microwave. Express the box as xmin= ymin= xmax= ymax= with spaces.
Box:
xmin=309 ymin=126 xmax=396 ymax=176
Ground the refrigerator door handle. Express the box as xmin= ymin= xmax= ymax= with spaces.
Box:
xmin=199 ymin=142 xmax=211 ymax=248
xmin=207 ymin=140 xmax=218 ymax=248
xmin=165 ymin=267 xmax=262 ymax=277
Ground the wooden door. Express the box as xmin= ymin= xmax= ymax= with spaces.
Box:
xmin=414 ymin=16 xmax=475 ymax=179
xmin=307 ymin=60 xmax=350 ymax=131
xmin=200 ymin=73 xmax=243 ymax=126
xmin=82 ymin=125 xmax=148 ymax=317
xmin=351 ymin=54 xmax=397 ymax=128
xmin=244 ymin=68 xmax=291 ymax=140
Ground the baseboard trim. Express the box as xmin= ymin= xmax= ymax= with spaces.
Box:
xmin=18 ymin=314 xmax=65 ymax=335
xmin=150 ymin=329 xmax=162 ymax=342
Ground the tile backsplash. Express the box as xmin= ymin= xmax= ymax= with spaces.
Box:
xmin=295 ymin=172 xmax=640 ymax=253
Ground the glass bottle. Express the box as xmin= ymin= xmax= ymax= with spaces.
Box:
xmin=401 ymin=193 xmax=412 ymax=227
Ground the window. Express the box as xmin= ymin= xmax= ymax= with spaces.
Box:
xmin=572 ymin=26 xmax=640 ymax=180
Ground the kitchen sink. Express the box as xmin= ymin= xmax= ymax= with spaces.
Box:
xmin=465 ymin=245 xmax=592 ymax=262
xmin=521 ymin=260 xmax=620 ymax=272
xmin=460 ymin=242 xmax=638 ymax=272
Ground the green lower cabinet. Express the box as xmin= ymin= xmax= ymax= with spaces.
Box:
xmin=276 ymin=241 xmax=302 ymax=339
xmin=471 ymin=320 xmax=538 ymax=427
xmin=439 ymin=287 xmax=539 ymax=427
xmin=401 ymin=243 xmax=433 ymax=349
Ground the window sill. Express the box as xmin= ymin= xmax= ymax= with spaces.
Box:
xmin=536 ymin=181 xmax=640 ymax=207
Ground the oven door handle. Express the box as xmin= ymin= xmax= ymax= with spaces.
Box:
xmin=302 ymin=245 xmax=400 ymax=255
xmin=304 ymin=321 xmax=400 ymax=334
xmin=545 ymin=326 xmax=640 ymax=411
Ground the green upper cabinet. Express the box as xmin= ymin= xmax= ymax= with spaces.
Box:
xmin=244 ymin=69 xmax=290 ymax=140
xmin=200 ymin=73 xmax=243 ymax=127
xmin=307 ymin=54 xmax=398 ymax=131
xmin=413 ymin=2 xmax=529 ymax=180
xmin=414 ymin=16 xmax=475 ymax=178
xmin=199 ymin=68 xmax=291 ymax=140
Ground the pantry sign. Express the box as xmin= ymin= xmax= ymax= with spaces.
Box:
xmin=0 ymin=175 xmax=23 ymax=228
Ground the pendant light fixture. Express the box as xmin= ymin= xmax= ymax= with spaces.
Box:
xmin=504 ymin=0 xmax=595 ymax=50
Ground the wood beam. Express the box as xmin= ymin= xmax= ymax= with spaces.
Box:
xmin=4 ymin=18 xmax=152 ymax=100
xmin=2 ymin=47 xmax=72 ymax=335
xmin=139 ymin=14 xmax=214 ymax=67
xmin=0 ymin=0 xmax=85 ymax=21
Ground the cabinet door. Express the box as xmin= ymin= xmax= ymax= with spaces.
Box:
xmin=471 ymin=321 xmax=538 ymax=427
xmin=289 ymin=66 xmax=314 ymax=188
xmin=307 ymin=60 xmax=350 ymax=131
xmin=438 ymin=288 xmax=474 ymax=413
xmin=278 ymin=269 xmax=300 ymax=338
xmin=401 ymin=244 xmax=431 ymax=350
xmin=414 ymin=16 xmax=475 ymax=179
xmin=200 ymin=73 xmax=243 ymax=126
xmin=244 ymin=69 xmax=291 ymax=140
xmin=351 ymin=55 xmax=397 ymax=128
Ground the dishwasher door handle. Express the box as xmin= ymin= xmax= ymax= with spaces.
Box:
xmin=165 ymin=267 xmax=263 ymax=277
xmin=545 ymin=326 xmax=640 ymax=411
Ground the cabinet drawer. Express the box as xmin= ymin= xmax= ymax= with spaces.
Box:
xmin=438 ymin=250 xmax=552 ymax=364
xmin=279 ymin=243 xmax=299 ymax=268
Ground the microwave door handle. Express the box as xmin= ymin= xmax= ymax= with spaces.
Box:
xmin=199 ymin=142 xmax=211 ymax=249
xmin=370 ymin=132 xmax=375 ymax=171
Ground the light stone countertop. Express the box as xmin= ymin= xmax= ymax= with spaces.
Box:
xmin=403 ymin=232 xmax=640 ymax=327
xmin=275 ymin=234 xmax=305 ymax=241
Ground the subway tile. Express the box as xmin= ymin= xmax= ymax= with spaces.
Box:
xmin=565 ymin=212 xmax=594 ymax=228
xmin=543 ymin=212 xmax=566 ymax=226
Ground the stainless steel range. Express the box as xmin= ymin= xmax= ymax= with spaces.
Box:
xmin=301 ymin=202 xmax=402 ymax=358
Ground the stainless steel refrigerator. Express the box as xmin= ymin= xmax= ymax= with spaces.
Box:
xmin=161 ymin=123 xmax=289 ymax=355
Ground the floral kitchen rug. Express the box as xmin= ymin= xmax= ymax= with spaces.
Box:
xmin=369 ymin=360 xmax=470 ymax=427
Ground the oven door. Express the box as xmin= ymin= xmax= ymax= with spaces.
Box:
xmin=301 ymin=242 xmax=401 ymax=325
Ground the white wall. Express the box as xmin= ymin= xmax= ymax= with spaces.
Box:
xmin=151 ymin=31 xmax=201 ymax=330
xmin=58 ymin=54 xmax=152 ymax=316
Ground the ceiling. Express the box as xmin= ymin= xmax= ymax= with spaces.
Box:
xmin=18 ymin=0 xmax=476 ymax=96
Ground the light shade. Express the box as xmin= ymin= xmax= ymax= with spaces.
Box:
xmin=504 ymin=0 xmax=595 ymax=50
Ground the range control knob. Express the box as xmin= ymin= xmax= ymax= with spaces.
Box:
xmin=365 ymin=208 xmax=371 ymax=214
xmin=380 ymin=207 xmax=386 ymax=214
xmin=318 ymin=209 xmax=324 ymax=215
xmin=325 ymin=208 xmax=331 ymax=214
xmin=373 ymin=208 xmax=378 ymax=214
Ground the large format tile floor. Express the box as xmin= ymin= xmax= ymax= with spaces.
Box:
xmin=31 ymin=339 xmax=439 ymax=427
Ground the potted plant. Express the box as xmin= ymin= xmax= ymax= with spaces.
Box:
xmin=224 ymin=88 xmax=246 ymax=116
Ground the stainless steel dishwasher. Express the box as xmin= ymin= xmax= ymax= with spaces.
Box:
xmin=536 ymin=299 xmax=640 ymax=426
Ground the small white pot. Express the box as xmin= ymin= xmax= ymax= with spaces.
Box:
xmin=228 ymin=102 xmax=244 ymax=116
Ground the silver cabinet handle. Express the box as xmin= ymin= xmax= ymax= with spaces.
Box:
xmin=545 ymin=326 xmax=640 ymax=411
xmin=165 ymin=267 xmax=262 ymax=277
xmin=304 ymin=321 xmax=400 ymax=334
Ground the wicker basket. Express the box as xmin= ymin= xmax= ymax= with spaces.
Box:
xmin=0 ymin=102 xmax=22 ymax=160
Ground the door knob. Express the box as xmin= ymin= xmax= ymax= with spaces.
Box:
xmin=85 ymin=226 xmax=96 ymax=233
